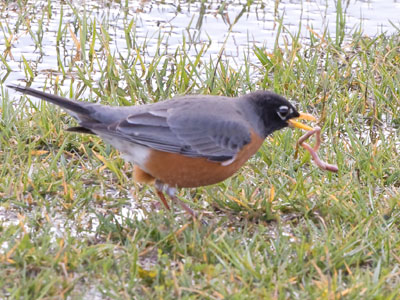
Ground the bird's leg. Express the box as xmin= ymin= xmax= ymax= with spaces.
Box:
xmin=155 ymin=180 xmax=197 ymax=217
xmin=154 ymin=180 xmax=171 ymax=210
xmin=164 ymin=186 xmax=197 ymax=218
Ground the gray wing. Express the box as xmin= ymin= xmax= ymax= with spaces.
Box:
xmin=85 ymin=104 xmax=252 ymax=162
xmin=167 ymin=107 xmax=252 ymax=160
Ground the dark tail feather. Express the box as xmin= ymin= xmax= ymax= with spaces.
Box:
xmin=66 ymin=126 xmax=96 ymax=135
xmin=7 ymin=84 xmax=91 ymax=115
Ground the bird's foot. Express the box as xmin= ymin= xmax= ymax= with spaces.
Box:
xmin=155 ymin=180 xmax=199 ymax=219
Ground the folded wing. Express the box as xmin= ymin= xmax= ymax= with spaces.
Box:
xmin=85 ymin=103 xmax=252 ymax=162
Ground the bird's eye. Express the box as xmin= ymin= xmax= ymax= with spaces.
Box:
xmin=277 ymin=105 xmax=291 ymax=120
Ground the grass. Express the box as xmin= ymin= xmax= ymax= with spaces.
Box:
xmin=1 ymin=0 xmax=400 ymax=299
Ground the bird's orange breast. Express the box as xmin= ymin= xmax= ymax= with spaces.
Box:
xmin=134 ymin=130 xmax=264 ymax=188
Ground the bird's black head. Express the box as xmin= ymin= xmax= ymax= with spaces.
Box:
xmin=245 ymin=90 xmax=300 ymax=137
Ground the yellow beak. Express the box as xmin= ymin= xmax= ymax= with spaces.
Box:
xmin=287 ymin=112 xmax=316 ymax=131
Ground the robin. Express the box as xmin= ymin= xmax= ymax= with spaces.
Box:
xmin=7 ymin=85 xmax=315 ymax=216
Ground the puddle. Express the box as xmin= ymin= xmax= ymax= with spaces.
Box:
xmin=1 ymin=0 xmax=399 ymax=91
xmin=0 ymin=187 xmax=149 ymax=256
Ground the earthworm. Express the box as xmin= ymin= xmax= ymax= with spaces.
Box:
xmin=297 ymin=127 xmax=338 ymax=172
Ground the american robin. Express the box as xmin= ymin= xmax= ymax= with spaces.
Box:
xmin=7 ymin=85 xmax=315 ymax=216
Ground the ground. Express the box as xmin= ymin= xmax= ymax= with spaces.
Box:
xmin=1 ymin=1 xmax=400 ymax=299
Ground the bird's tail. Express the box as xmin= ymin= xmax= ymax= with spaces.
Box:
xmin=7 ymin=84 xmax=91 ymax=115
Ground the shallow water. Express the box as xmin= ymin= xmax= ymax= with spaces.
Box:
xmin=1 ymin=0 xmax=399 ymax=89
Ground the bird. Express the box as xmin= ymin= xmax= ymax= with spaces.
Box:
xmin=7 ymin=84 xmax=315 ymax=217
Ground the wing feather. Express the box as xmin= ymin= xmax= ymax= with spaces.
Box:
xmin=84 ymin=101 xmax=253 ymax=162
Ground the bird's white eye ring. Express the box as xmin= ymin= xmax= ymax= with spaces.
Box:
xmin=277 ymin=105 xmax=291 ymax=120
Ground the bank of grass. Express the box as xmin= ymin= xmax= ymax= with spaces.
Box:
xmin=1 ymin=1 xmax=400 ymax=299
